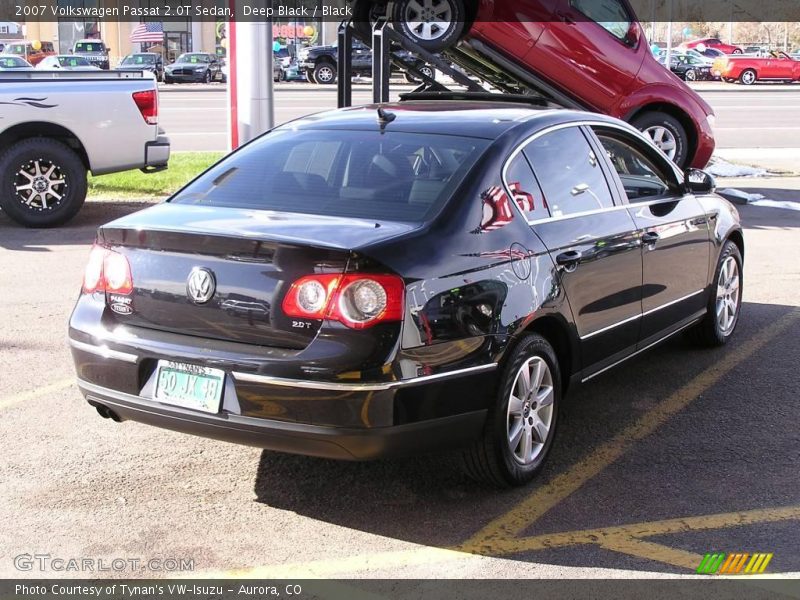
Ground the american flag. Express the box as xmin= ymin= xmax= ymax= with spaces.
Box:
xmin=477 ymin=186 xmax=515 ymax=232
xmin=130 ymin=22 xmax=164 ymax=43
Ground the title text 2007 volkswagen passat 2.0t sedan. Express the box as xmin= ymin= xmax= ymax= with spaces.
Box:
xmin=69 ymin=100 xmax=744 ymax=486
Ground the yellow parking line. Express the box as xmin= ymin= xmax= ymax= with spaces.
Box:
xmin=485 ymin=504 xmax=800 ymax=557
xmin=0 ymin=378 xmax=74 ymax=411
xmin=206 ymin=504 xmax=800 ymax=578
xmin=461 ymin=309 xmax=800 ymax=552
xmin=597 ymin=536 xmax=701 ymax=571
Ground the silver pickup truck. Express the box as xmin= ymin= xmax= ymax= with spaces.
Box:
xmin=0 ymin=70 xmax=170 ymax=227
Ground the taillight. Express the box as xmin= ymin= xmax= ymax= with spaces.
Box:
xmin=282 ymin=274 xmax=404 ymax=329
xmin=82 ymin=245 xmax=134 ymax=296
xmin=82 ymin=245 xmax=106 ymax=294
xmin=132 ymin=89 xmax=158 ymax=125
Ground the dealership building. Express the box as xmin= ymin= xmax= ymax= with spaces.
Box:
xmin=16 ymin=0 xmax=336 ymax=64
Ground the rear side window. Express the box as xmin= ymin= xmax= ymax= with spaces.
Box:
xmin=570 ymin=0 xmax=632 ymax=40
xmin=171 ymin=129 xmax=489 ymax=223
xmin=523 ymin=127 xmax=614 ymax=218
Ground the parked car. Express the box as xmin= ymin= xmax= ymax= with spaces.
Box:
xmin=69 ymin=100 xmax=744 ymax=487
xmin=355 ymin=0 xmax=715 ymax=168
xmin=659 ymin=53 xmax=714 ymax=81
xmin=681 ymin=37 xmax=743 ymax=55
xmin=71 ymin=39 xmax=111 ymax=70
xmin=164 ymin=52 xmax=222 ymax=84
xmin=713 ymin=51 xmax=800 ymax=85
xmin=36 ymin=55 xmax=101 ymax=71
xmin=298 ymin=39 xmax=435 ymax=84
xmin=688 ymin=47 xmax=725 ymax=61
xmin=0 ymin=55 xmax=33 ymax=70
xmin=0 ymin=70 xmax=170 ymax=227
xmin=0 ymin=40 xmax=55 ymax=66
xmin=116 ymin=52 xmax=164 ymax=81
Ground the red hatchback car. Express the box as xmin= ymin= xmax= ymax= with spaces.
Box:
xmin=354 ymin=0 xmax=715 ymax=168
xmin=682 ymin=37 xmax=743 ymax=55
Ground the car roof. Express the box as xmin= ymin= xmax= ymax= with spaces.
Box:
xmin=280 ymin=101 xmax=613 ymax=140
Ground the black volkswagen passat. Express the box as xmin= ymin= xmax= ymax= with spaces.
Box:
xmin=69 ymin=101 xmax=744 ymax=487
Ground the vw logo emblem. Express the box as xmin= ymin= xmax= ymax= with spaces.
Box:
xmin=187 ymin=268 xmax=216 ymax=304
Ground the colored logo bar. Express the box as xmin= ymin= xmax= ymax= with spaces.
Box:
xmin=697 ymin=553 xmax=773 ymax=574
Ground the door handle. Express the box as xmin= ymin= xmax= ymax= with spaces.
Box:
xmin=556 ymin=250 xmax=582 ymax=268
xmin=642 ymin=231 xmax=659 ymax=245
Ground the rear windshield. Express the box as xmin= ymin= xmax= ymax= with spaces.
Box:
xmin=171 ymin=129 xmax=489 ymax=223
xmin=75 ymin=42 xmax=104 ymax=52
xmin=0 ymin=56 xmax=28 ymax=68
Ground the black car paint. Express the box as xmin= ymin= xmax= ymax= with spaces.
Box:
xmin=300 ymin=40 xmax=432 ymax=80
xmin=69 ymin=102 xmax=743 ymax=460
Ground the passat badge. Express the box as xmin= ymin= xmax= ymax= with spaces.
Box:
xmin=187 ymin=267 xmax=216 ymax=304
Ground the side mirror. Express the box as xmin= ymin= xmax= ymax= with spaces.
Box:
xmin=624 ymin=23 xmax=640 ymax=47
xmin=685 ymin=168 xmax=716 ymax=194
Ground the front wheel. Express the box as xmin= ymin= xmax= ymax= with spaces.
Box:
xmin=313 ymin=62 xmax=337 ymax=85
xmin=689 ymin=241 xmax=743 ymax=346
xmin=739 ymin=69 xmax=757 ymax=85
xmin=732 ymin=48 xmax=743 ymax=54
xmin=632 ymin=111 xmax=689 ymax=167
xmin=685 ymin=68 xmax=697 ymax=81
xmin=203 ymin=70 xmax=212 ymax=84
xmin=461 ymin=334 xmax=561 ymax=487
xmin=405 ymin=65 xmax=436 ymax=83
xmin=305 ymin=71 xmax=317 ymax=84
xmin=0 ymin=137 xmax=87 ymax=228
xmin=392 ymin=0 xmax=465 ymax=52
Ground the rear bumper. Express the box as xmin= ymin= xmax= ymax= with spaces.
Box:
xmin=77 ymin=378 xmax=487 ymax=460
xmin=144 ymin=134 xmax=170 ymax=169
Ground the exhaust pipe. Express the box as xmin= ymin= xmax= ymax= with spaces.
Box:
xmin=88 ymin=400 xmax=122 ymax=422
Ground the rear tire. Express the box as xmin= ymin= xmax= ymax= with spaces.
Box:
xmin=632 ymin=111 xmax=689 ymax=167
xmin=688 ymin=241 xmax=743 ymax=347
xmin=392 ymin=0 xmax=465 ymax=52
xmin=305 ymin=71 xmax=317 ymax=84
xmin=461 ymin=334 xmax=561 ymax=487
xmin=0 ymin=137 xmax=87 ymax=228
xmin=313 ymin=62 xmax=337 ymax=85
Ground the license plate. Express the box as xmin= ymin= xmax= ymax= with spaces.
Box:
xmin=155 ymin=361 xmax=225 ymax=414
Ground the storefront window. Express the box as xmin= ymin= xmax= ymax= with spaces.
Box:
xmin=56 ymin=0 xmax=99 ymax=53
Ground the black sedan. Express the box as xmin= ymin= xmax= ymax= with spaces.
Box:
xmin=659 ymin=53 xmax=714 ymax=81
xmin=164 ymin=52 xmax=222 ymax=84
xmin=69 ymin=100 xmax=744 ymax=487
xmin=116 ymin=52 xmax=164 ymax=81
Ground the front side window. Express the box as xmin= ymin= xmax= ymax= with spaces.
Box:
xmin=171 ymin=129 xmax=489 ymax=223
xmin=570 ymin=0 xmax=632 ymax=41
xmin=523 ymin=127 xmax=614 ymax=218
xmin=593 ymin=130 xmax=676 ymax=202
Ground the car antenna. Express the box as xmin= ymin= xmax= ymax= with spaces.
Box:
xmin=376 ymin=107 xmax=396 ymax=133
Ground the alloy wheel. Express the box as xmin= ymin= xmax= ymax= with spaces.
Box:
xmin=402 ymin=0 xmax=454 ymax=42
xmin=506 ymin=356 xmax=555 ymax=465
xmin=716 ymin=256 xmax=740 ymax=335
xmin=741 ymin=70 xmax=756 ymax=85
xmin=643 ymin=125 xmax=678 ymax=159
xmin=13 ymin=159 xmax=67 ymax=211
xmin=316 ymin=65 xmax=334 ymax=83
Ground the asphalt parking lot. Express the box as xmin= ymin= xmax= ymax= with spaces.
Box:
xmin=1 ymin=185 xmax=798 ymax=578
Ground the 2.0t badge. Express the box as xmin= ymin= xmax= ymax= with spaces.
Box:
xmin=187 ymin=267 xmax=216 ymax=304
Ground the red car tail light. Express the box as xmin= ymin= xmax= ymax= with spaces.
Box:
xmin=81 ymin=245 xmax=134 ymax=296
xmin=132 ymin=89 xmax=158 ymax=125
xmin=82 ymin=245 xmax=107 ymax=294
xmin=282 ymin=274 xmax=404 ymax=329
